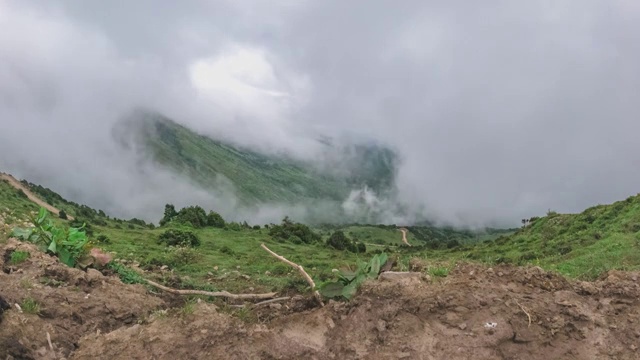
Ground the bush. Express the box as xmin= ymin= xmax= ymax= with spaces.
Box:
xmin=219 ymin=245 xmax=235 ymax=256
xmin=326 ymin=231 xmax=366 ymax=253
xmin=157 ymin=229 xmax=201 ymax=247
xmin=96 ymin=234 xmax=111 ymax=244
xmin=58 ymin=210 xmax=68 ymax=220
xmin=206 ymin=211 xmax=226 ymax=228
xmin=268 ymin=216 xmax=320 ymax=244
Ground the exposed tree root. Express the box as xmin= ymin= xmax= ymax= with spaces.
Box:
xmin=229 ymin=297 xmax=292 ymax=308
xmin=261 ymin=243 xmax=324 ymax=307
xmin=144 ymin=279 xmax=277 ymax=300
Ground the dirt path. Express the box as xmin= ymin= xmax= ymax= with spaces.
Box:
xmin=0 ymin=172 xmax=73 ymax=220
xmin=398 ymin=227 xmax=411 ymax=246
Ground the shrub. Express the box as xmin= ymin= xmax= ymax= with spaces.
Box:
xmin=268 ymin=216 xmax=321 ymax=244
xmin=58 ymin=210 xmax=68 ymax=220
xmin=206 ymin=211 xmax=226 ymax=228
xmin=219 ymin=245 xmax=235 ymax=256
xmin=157 ymin=229 xmax=201 ymax=247
xmin=327 ymin=231 xmax=366 ymax=253
xmin=175 ymin=206 xmax=208 ymax=228
xmin=168 ymin=246 xmax=201 ymax=266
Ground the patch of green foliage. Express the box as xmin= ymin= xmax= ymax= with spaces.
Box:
xmin=160 ymin=204 xmax=226 ymax=229
xmin=157 ymin=229 xmax=201 ymax=247
xmin=268 ymin=216 xmax=321 ymax=244
xmin=319 ymin=252 xmax=388 ymax=300
xmin=107 ymin=262 xmax=145 ymax=284
xmin=20 ymin=297 xmax=41 ymax=314
xmin=326 ymin=230 xmax=366 ymax=253
xmin=11 ymin=207 xmax=90 ymax=268
xmin=10 ymin=250 xmax=30 ymax=264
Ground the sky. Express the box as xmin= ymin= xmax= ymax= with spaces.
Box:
xmin=1 ymin=0 xmax=640 ymax=227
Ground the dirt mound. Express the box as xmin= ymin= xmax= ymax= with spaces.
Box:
xmin=2 ymin=239 xmax=640 ymax=359
xmin=0 ymin=239 xmax=164 ymax=359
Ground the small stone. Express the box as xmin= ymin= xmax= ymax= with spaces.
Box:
xmin=630 ymin=345 xmax=637 ymax=351
xmin=207 ymin=272 xmax=213 ymax=276
xmin=160 ymin=265 xmax=168 ymax=270
xmin=241 ymin=274 xmax=251 ymax=280
xmin=469 ymin=271 xmax=475 ymax=276
xmin=236 ymin=266 xmax=241 ymax=269
xmin=376 ymin=320 xmax=387 ymax=332
xmin=264 ymin=271 xmax=271 ymax=275
xmin=497 ymin=272 xmax=504 ymax=277
xmin=249 ymin=287 xmax=254 ymax=291
xmin=458 ymin=323 xmax=467 ymax=330
xmin=201 ymin=329 xmax=208 ymax=334
xmin=269 ymin=303 xmax=282 ymax=310
xmin=213 ymin=266 xmax=219 ymax=271
xmin=487 ymin=268 xmax=494 ymax=274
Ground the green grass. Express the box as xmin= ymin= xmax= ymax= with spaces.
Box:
xmin=10 ymin=250 xmax=29 ymax=264
xmin=20 ymin=297 xmax=41 ymax=314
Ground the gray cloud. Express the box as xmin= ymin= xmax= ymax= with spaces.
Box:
xmin=1 ymin=0 xmax=640 ymax=227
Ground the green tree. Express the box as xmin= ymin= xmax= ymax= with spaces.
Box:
xmin=159 ymin=204 xmax=178 ymax=226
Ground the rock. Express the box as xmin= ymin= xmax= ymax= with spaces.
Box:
xmin=376 ymin=320 xmax=387 ymax=332
xmin=269 ymin=303 xmax=282 ymax=310
xmin=458 ymin=323 xmax=467 ymax=330
xmin=160 ymin=265 xmax=168 ymax=270
xmin=241 ymin=274 xmax=251 ymax=280
xmin=213 ymin=266 xmax=218 ymax=271
xmin=264 ymin=271 xmax=271 ymax=275
xmin=86 ymin=268 xmax=103 ymax=284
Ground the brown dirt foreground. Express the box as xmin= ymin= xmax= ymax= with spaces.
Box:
xmin=1 ymin=239 xmax=640 ymax=360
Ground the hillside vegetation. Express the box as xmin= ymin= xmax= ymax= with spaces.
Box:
xmin=112 ymin=110 xmax=397 ymax=206
xmin=3 ymin=174 xmax=640 ymax=295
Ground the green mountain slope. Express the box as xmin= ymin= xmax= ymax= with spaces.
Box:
xmin=451 ymin=194 xmax=640 ymax=279
xmin=112 ymin=110 xmax=397 ymax=206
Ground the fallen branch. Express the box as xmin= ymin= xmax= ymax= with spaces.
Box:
xmin=261 ymin=243 xmax=324 ymax=307
xmin=229 ymin=297 xmax=291 ymax=309
xmin=145 ymin=279 xmax=277 ymax=300
xmin=514 ymin=299 xmax=532 ymax=327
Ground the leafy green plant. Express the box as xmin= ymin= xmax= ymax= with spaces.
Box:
xmin=319 ymin=252 xmax=388 ymax=300
xmin=9 ymin=250 xmax=29 ymax=264
xmin=11 ymin=207 xmax=90 ymax=268
xmin=107 ymin=262 xmax=145 ymax=284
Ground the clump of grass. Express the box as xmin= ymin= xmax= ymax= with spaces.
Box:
xmin=20 ymin=297 xmax=41 ymax=314
xmin=10 ymin=250 xmax=29 ymax=264
xmin=429 ymin=266 xmax=450 ymax=278
xmin=179 ymin=298 xmax=197 ymax=316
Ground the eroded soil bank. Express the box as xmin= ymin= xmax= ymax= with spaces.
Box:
xmin=1 ymin=239 xmax=639 ymax=360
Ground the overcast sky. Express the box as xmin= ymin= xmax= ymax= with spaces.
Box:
xmin=1 ymin=0 xmax=639 ymax=227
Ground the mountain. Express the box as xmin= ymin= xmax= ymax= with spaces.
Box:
xmin=112 ymin=110 xmax=399 ymax=208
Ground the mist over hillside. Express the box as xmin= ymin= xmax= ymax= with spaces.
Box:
xmin=1 ymin=1 xmax=640 ymax=228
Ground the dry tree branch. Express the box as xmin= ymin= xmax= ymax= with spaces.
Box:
xmin=514 ymin=299 xmax=532 ymax=327
xmin=145 ymin=279 xmax=277 ymax=300
xmin=261 ymin=243 xmax=324 ymax=307
xmin=229 ymin=296 xmax=291 ymax=309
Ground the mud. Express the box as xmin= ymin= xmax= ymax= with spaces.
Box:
xmin=1 ymin=239 xmax=639 ymax=360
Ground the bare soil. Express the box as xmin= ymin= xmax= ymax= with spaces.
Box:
xmin=2 ymin=239 xmax=640 ymax=360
